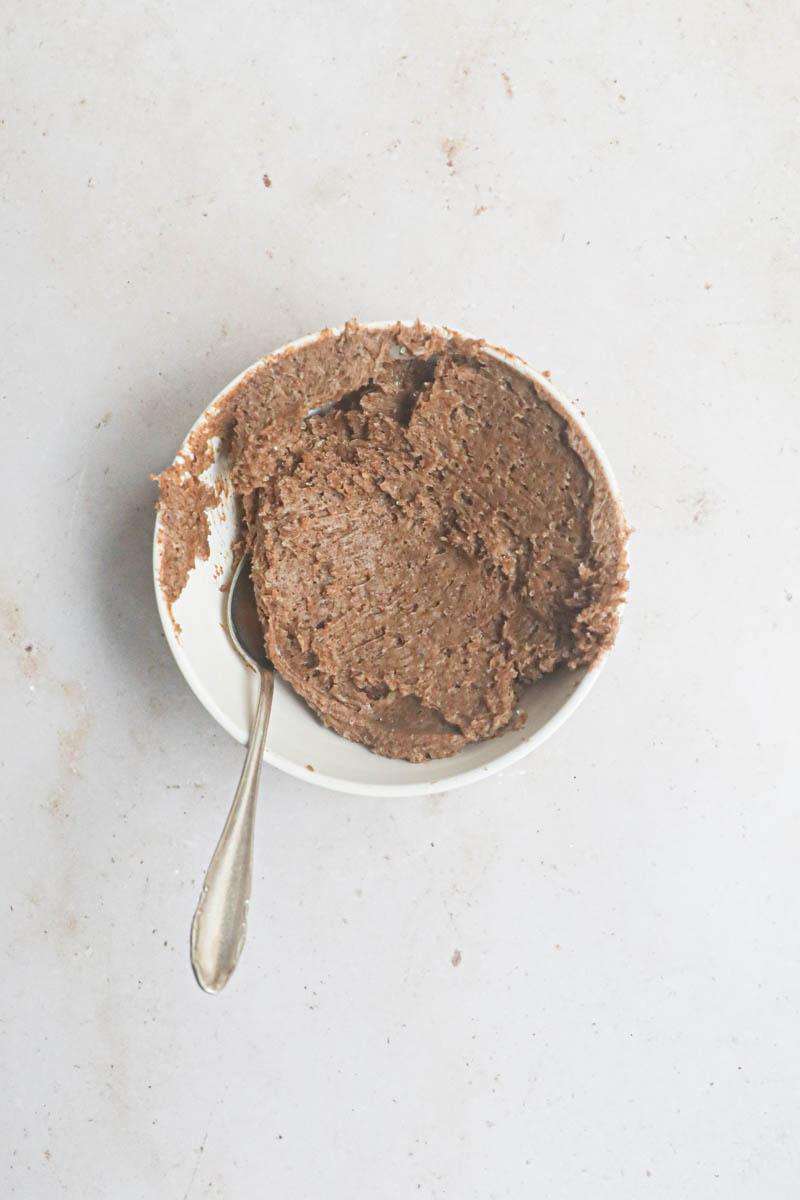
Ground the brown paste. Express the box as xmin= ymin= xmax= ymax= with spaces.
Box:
xmin=156 ymin=322 xmax=627 ymax=762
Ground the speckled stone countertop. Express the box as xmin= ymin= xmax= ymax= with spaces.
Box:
xmin=3 ymin=2 xmax=799 ymax=1196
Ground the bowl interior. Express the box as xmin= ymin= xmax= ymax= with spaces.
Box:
xmin=153 ymin=325 xmax=620 ymax=796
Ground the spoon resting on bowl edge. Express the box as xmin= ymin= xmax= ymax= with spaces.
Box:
xmin=190 ymin=554 xmax=274 ymax=994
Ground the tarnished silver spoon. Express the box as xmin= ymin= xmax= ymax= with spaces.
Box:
xmin=190 ymin=553 xmax=274 ymax=993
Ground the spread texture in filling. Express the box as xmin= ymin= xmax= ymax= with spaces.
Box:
xmin=157 ymin=322 xmax=627 ymax=762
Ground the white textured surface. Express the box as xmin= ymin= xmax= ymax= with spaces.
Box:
xmin=2 ymin=2 xmax=798 ymax=1197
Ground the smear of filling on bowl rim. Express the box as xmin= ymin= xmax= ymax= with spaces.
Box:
xmin=156 ymin=321 xmax=628 ymax=762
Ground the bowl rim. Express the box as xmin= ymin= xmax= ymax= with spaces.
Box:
xmin=152 ymin=319 xmax=627 ymax=796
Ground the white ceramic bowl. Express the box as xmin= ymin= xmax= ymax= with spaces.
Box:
xmin=153 ymin=322 xmax=626 ymax=796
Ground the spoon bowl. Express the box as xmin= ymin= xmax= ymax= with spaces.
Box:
xmin=228 ymin=555 xmax=272 ymax=670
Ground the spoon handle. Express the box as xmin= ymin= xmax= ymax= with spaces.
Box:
xmin=190 ymin=667 xmax=274 ymax=993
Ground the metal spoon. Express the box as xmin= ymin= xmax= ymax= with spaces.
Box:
xmin=190 ymin=553 xmax=274 ymax=993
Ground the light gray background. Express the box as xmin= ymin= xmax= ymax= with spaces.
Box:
xmin=3 ymin=2 xmax=799 ymax=1196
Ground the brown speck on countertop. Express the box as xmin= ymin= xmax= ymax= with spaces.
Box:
xmin=473 ymin=204 xmax=488 ymax=217
xmin=306 ymin=764 xmax=314 ymax=772
xmin=262 ymin=173 xmax=272 ymax=188
xmin=681 ymin=489 xmax=716 ymax=527
xmin=451 ymin=949 xmax=462 ymax=967
xmin=441 ymin=138 xmax=463 ymax=174
xmin=501 ymin=71 xmax=514 ymax=99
